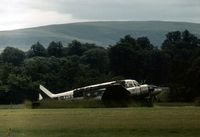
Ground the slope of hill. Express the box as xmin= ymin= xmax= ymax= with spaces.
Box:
xmin=0 ymin=21 xmax=200 ymax=50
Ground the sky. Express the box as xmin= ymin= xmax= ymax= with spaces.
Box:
xmin=0 ymin=0 xmax=200 ymax=31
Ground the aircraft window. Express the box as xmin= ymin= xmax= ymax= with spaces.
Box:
xmin=73 ymin=90 xmax=83 ymax=97
xmin=134 ymin=81 xmax=140 ymax=86
xmin=125 ymin=81 xmax=134 ymax=88
xmin=130 ymin=82 xmax=134 ymax=87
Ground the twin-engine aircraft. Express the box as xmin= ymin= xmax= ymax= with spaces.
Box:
xmin=39 ymin=79 xmax=162 ymax=106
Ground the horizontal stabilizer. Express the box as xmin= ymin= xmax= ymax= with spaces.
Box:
xmin=39 ymin=94 xmax=43 ymax=100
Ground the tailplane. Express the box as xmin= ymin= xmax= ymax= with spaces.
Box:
xmin=39 ymin=94 xmax=43 ymax=100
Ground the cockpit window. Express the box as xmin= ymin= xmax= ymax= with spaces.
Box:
xmin=133 ymin=81 xmax=140 ymax=86
xmin=125 ymin=81 xmax=134 ymax=88
xmin=117 ymin=80 xmax=140 ymax=88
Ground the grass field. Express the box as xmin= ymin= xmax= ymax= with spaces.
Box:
xmin=0 ymin=107 xmax=200 ymax=137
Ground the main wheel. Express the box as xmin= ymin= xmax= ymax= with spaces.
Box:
xmin=102 ymin=85 xmax=130 ymax=107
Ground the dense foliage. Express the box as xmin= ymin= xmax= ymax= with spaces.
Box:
xmin=0 ymin=30 xmax=200 ymax=104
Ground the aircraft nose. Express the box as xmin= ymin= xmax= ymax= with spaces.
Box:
xmin=148 ymin=85 xmax=162 ymax=95
xmin=152 ymin=87 xmax=162 ymax=95
xmin=148 ymin=85 xmax=157 ymax=91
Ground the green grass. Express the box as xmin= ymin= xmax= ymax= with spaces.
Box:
xmin=37 ymin=99 xmax=105 ymax=108
xmin=0 ymin=107 xmax=200 ymax=137
xmin=35 ymin=99 xmax=149 ymax=108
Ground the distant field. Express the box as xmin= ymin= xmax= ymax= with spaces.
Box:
xmin=0 ymin=107 xmax=200 ymax=137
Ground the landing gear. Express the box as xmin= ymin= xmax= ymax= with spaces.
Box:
xmin=144 ymin=97 xmax=154 ymax=107
xmin=131 ymin=94 xmax=155 ymax=107
xmin=102 ymin=86 xmax=130 ymax=107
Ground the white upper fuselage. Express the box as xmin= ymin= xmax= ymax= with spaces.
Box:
xmin=51 ymin=81 xmax=116 ymax=99
xmin=39 ymin=79 xmax=151 ymax=100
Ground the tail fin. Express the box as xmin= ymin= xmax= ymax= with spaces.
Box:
xmin=39 ymin=85 xmax=55 ymax=98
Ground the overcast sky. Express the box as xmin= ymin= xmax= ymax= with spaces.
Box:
xmin=0 ymin=0 xmax=200 ymax=31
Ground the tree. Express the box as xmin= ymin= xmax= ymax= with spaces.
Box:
xmin=47 ymin=41 xmax=63 ymax=57
xmin=7 ymin=74 xmax=37 ymax=103
xmin=184 ymin=57 xmax=200 ymax=101
xmin=119 ymin=35 xmax=136 ymax=46
xmin=1 ymin=47 xmax=25 ymax=65
xmin=58 ymin=56 xmax=81 ymax=89
xmin=27 ymin=42 xmax=46 ymax=57
xmin=162 ymin=30 xmax=199 ymax=50
xmin=67 ymin=40 xmax=84 ymax=56
xmin=65 ymin=40 xmax=100 ymax=57
xmin=81 ymin=48 xmax=109 ymax=73
xmin=136 ymin=37 xmax=154 ymax=50
xmin=109 ymin=35 xmax=159 ymax=83
xmin=109 ymin=43 xmax=137 ymax=77
xmin=24 ymin=57 xmax=52 ymax=82
xmin=162 ymin=30 xmax=200 ymax=101
xmin=162 ymin=31 xmax=181 ymax=49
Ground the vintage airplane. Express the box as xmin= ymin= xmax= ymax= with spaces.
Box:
xmin=39 ymin=79 xmax=162 ymax=106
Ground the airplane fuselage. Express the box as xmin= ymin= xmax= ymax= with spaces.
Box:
xmin=39 ymin=79 xmax=162 ymax=102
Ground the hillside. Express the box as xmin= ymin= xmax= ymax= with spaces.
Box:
xmin=0 ymin=21 xmax=200 ymax=50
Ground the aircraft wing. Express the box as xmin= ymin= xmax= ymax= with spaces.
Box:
xmin=73 ymin=81 xmax=117 ymax=92
xmin=106 ymin=84 xmax=130 ymax=94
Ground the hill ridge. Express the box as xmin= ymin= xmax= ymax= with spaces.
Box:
xmin=0 ymin=21 xmax=200 ymax=50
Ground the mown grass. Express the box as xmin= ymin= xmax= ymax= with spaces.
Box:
xmin=33 ymin=99 xmax=155 ymax=108
xmin=36 ymin=99 xmax=105 ymax=108
xmin=0 ymin=107 xmax=200 ymax=137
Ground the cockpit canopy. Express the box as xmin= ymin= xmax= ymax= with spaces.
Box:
xmin=117 ymin=80 xmax=140 ymax=88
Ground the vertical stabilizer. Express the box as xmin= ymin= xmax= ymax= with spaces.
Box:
xmin=39 ymin=85 xmax=55 ymax=98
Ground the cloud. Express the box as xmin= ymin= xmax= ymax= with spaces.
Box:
xmin=22 ymin=0 xmax=200 ymax=22
xmin=0 ymin=9 xmax=74 ymax=30
xmin=0 ymin=0 xmax=76 ymax=30
xmin=0 ymin=0 xmax=200 ymax=30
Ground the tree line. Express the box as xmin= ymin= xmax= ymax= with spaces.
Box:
xmin=0 ymin=30 xmax=200 ymax=104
